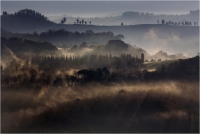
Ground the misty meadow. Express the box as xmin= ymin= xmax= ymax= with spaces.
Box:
xmin=1 ymin=1 xmax=199 ymax=133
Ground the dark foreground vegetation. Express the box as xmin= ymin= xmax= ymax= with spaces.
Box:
xmin=1 ymin=80 xmax=199 ymax=133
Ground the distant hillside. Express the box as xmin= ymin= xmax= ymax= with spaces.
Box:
xmin=1 ymin=23 xmax=199 ymax=57
xmin=1 ymin=9 xmax=199 ymax=57
xmin=120 ymin=10 xmax=199 ymax=25
xmin=1 ymin=28 xmax=24 ymax=38
xmin=1 ymin=37 xmax=57 ymax=59
xmin=1 ymin=29 xmax=124 ymax=48
xmin=1 ymin=9 xmax=55 ymax=32
xmin=51 ymin=10 xmax=199 ymax=26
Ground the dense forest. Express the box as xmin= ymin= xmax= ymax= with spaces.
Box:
xmin=1 ymin=55 xmax=199 ymax=89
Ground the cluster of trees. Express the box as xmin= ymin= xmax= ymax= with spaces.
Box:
xmin=19 ymin=29 xmax=123 ymax=47
xmin=67 ymin=39 xmax=129 ymax=54
xmin=68 ymin=39 xmax=132 ymax=57
xmin=159 ymin=19 xmax=198 ymax=26
xmin=2 ymin=11 xmax=8 ymax=15
xmin=34 ymin=53 xmax=143 ymax=71
xmin=121 ymin=11 xmax=154 ymax=19
xmin=105 ymin=40 xmax=128 ymax=51
xmin=74 ymin=19 xmax=91 ymax=25
xmin=1 ymin=9 xmax=55 ymax=32
xmin=60 ymin=17 xmax=67 ymax=24
xmin=13 ymin=9 xmax=48 ymax=20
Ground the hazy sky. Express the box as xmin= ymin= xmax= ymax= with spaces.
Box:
xmin=1 ymin=1 xmax=199 ymax=17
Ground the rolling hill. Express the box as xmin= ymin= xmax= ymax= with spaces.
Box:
xmin=1 ymin=9 xmax=199 ymax=57
xmin=1 ymin=9 xmax=55 ymax=33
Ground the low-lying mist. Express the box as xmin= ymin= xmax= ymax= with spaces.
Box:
xmin=2 ymin=80 xmax=199 ymax=133
xmin=123 ymin=27 xmax=199 ymax=57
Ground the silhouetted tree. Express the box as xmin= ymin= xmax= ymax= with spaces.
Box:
xmin=1 ymin=65 xmax=3 ymax=72
xmin=16 ymin=65 xmax=18 ymax=71
xmin=106 ymin=40 xmax=128 ymax=51
xmin=116 ymin=34 xmax=125 ymax=40
xmin=79 ymin=42 xmax=87 ymax=48
xmin=70 ymin=75 xmax=78 ymax=86
xmin=185 ymin=21 xmax=188 ymax=26
xmin=161 ymin=19 xmax=165 ymax=25
xmin=26 ymin=59 xmax=29 ymax=68
xmin=60 ymin=17 xmax=67 ymax=24
xmin=3 ymin=11 xmax=8 ymax=15
xmin=53 ymin=77 xmax=64 ymax=88
xmin=141 ymin=53 xmax=144 ymax=62
xmin=102 ymin=67 xmax=110 ymax=77
xmin=76 ymin=19 xmax=79 ymax=24
xmin=70 ymin=45 xmax=78 ymax=51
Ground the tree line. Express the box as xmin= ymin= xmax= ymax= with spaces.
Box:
xmin=158 ymin=19 xmax=198 ymax=26
xmin=32 ymin=53 xmax=143 ymax=71
xmin=1 ymin=54 xmax=198 ymax=90
xmin=19 ymin=29 xmax=124 ymax=47
xmin=74 ymin=19 xmax=92 ymax=25
xmin=1 ymin=9 xmax=55 ymax=32
xmin=2 ymin=9 xmax=52 ymax=23
xmin=1 ymin=53 xmax=144 ymax=88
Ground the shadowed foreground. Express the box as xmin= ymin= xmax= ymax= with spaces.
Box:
xmin=1 ymin=80 xmax=199 ymax=133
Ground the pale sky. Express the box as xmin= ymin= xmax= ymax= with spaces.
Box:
xmin=1 ymin=1 xmax=199 ymax=17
